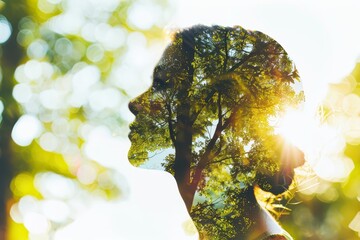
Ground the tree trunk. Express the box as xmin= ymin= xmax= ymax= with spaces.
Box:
xmin=0 ymin=134 xmax=13 ymax=240
xmin=0 ymin=2 xmax=27 ymax=237
xmin=173 ymin=29 xmax=196 ymax=212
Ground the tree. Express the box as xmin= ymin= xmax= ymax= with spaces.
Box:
xmin=129 ymin=25 xmax=304 ymax=238
xmin=0 ymin=1 xmax=28 ymax=238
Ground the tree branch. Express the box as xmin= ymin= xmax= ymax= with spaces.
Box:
xmin=227 ymin=50 xmax=255 ymax=73
xmin=226 ymin=40 xmax=271 ymax=73
xmin=223 ymin=29 xmax=228 ymax=73
xmin=191 ymin=88 xmax=216 ymax=124
xmin=190 ymin=92 xmax=227 ymax=187
xmin=166 ymin=102 xmax=176 ymax=144
xmin=205 ymin=155 xmax=240 ymax=167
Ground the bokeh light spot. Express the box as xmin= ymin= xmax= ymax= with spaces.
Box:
xmin=10 ymin=203 xmax=23 ymax=223
xmin=55 ymin=38 xmax=73 ymax=56
xmin=39 ymin=89 xmax=65 ymax=110
xmin=27 ymin=39 xmax=48 ymax=59
xmin=38 ymin=0 xmax=57 ymax=14
xmin=110 ymin=65 xmax=143 ymax=97
xmin=349 ymin=212 xmax=360 ymax=233
xmin=41 ymin=199 xmax=70 ymax=223
xmin=39 ymin=132 xmax=59 ymax=152
xmin=86 ymin=43 xmax=104 ymax=62
xmin=97 ymin=172 xmax=114 ymax=190
xmin=0 ymin=99 xmax=4 ymax=115
xmin=11 ymin=173 xmax=37 ymax=197
xmin=101 ymin=27 xmax=126 ymax=50
xmin=342 ymin=93 xmax=360 ymax=116
xmin=18 ymin=196 xmax=39 ymax=217
xmin=89 ymin=88 xmax=121 ymax=111
xmin=81 ymin=22 xmax=97 ymax=42
xmin=317 ymin=186 xmax=339 ymax=203
xmin=69 ymin=65 xmax=100 ymax=107
xmin=84 ymin=125 xmax=130 ymax=169
xmin=182 ymin=219 xmax=198 ymax=236
xmin=23 ymin=212 xmax=50 ymax=234
xmin=24 ymin=60 xmax=43 ymax=81
xmin=34 ymin=172 xmax=76 ymax=199
xmin=344 ymin=116 xmax=360 ymax=145
xmin=0 ymin=15 xmax=11 ymax=44
xmin=17 ymin=29 xmax=34 ymax=47
xmin=313 ymin=155 xmax=354 ymax=182
xmin=47 ymin=0 xmax=62 ymax=4
xmin=77 ymin=164 xmax=97 ymax=185
xmin=12 ymin=115 xmax=43 ymax=146
xmin=13 ymin=83 xmax=33 ymax=103
xmin=127 ymin=2 xmax=161 ymax=30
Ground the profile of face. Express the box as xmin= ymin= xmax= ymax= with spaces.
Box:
xmin=128 ymin=25 xmax=304 ymax=239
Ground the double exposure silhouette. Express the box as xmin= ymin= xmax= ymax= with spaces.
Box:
xmin=128 ymin=25 xmax=305 ymax=239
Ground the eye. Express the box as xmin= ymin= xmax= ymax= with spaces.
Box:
xmin=152 ymin=76 xmax=169 ymax=92
xmin=152 ymin=65 xmax=169 ymax=91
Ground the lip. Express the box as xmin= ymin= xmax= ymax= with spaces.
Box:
xmin=128 ymin=128 xmax=133 ymax=141
xmin=128 ymin=123 xmax=135 ymax=141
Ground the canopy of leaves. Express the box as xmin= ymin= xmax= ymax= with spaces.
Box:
xmin=129 ymin=25 xmax=304 ymax=238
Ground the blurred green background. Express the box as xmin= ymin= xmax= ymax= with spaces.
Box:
xmin=0 ymin=0 xmax=172 ymax=239
xmin=0 ymin=0 xmax=360 ymax=239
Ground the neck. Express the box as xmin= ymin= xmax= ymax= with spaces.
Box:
xmin=236 ymin=186 xmax=284 ymax=240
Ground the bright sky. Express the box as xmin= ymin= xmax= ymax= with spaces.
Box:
xmin=54 ymin=1 xmax=360 ymax=239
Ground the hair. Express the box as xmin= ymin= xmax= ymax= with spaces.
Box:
xmin=154 ymin=25 xmax=304 ymax=195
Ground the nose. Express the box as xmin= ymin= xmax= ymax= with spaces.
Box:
xmin=128 ymin=99 xmax=139 ymax=116
xmin=128 ymin=90 xmax=148 ymax=116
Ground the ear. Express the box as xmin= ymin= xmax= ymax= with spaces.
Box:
xmin=256 ymin=169 xmax=294 ymax=195
xmin=282 ymin=142 xmax=305 ymax=170
xmin=256 ymin=138 xmax=305 ymax=195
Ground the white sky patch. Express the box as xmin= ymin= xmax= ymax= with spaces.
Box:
xmin=140 ymin=148 xmax=174 ymax=170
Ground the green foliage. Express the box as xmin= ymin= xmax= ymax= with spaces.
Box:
xmin=129 ymin=25 xmax=303 ymax=238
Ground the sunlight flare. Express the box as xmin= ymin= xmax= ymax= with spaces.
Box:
xmin=272 ymin=108 xmax=313 ymax=151
xmin=273 ymin=107 xmax=354 ymax=182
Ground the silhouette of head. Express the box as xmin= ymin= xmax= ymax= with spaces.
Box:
xmin=128 ymin=25 xmax=304 ymax=238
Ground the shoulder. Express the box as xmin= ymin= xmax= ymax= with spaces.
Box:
xmin=262 ymin=234 xmax=288 ymax=240
xmin=261 ymin=231 xmax=293 ymax=240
